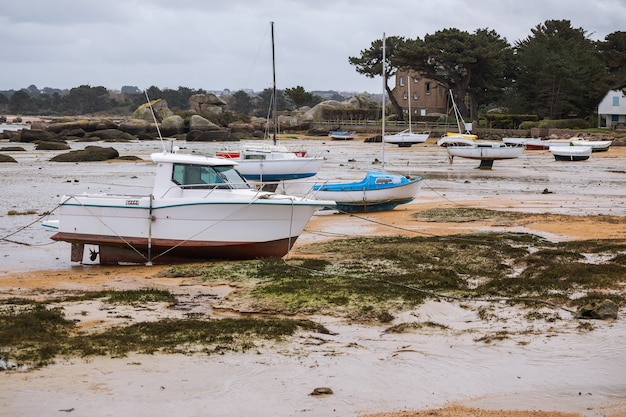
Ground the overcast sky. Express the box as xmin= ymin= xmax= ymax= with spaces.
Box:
xmin=1 ymin=0 xmax=624 ymax=94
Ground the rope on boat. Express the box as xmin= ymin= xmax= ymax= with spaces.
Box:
xmin=0 ymin=198 xmax=67 ymax=246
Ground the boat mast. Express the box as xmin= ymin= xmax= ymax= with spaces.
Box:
xmin=271 ymin=21 xmax=277 ymax=145
xmin=381 ymin=33 xmax=386 ymax=171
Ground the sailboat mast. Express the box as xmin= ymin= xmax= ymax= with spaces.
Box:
xmin=271 ymin=21 xmax=277 ymax=145
xmin=381 ymin=33 xmax=386 ymax=171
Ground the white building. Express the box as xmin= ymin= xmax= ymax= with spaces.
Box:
xmin=598 ymin=87 xmax=626 ymax=128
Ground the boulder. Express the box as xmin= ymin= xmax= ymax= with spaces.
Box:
xmin=35 ymin=141 xmax=71 ymax=150
xmin=50 ymin=146 xmax=119 ymax=162
xmin=188 ymin=115 xmax=221 ymax=132
xmin=161 ymin=115 xmax=185 ymax=136
xmin=577 ymin=299 xmax=619 ymax=320
xmin=84 ymin=129 xmax=135 ymax=141
xmin=119 ymin=119 xmax=150 ymax=135
xmin=189 ymin=93 xmax=227 ymax=118
xmin=19 ymin=129 xmax=58 ymax=143
xmin=0 ymin=154 xmax=17 ymax=163
xmin=47 ymin=119 xmax=101 ymax=133
xmin=132 ymin=99 xmax=173 ymax=122
xmin=186 ymin=130 xmax=232 ymax=141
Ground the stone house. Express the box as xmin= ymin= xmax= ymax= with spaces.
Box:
xmin=390 ymin=70 xmax=448 ymax=118
xmin=597 ymin=87 xmax=626 ymax=129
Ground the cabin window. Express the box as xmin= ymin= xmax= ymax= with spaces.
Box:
xmin=171 ymin=164 xmax=249 ymax=189
xmin=613 ymin=96 xmax=620 ymax=106
xmin=399 ymin=76 xmax=405 ymax=86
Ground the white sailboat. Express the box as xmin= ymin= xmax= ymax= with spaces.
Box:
xmin=312 ymin=34 xmax=423 ymax=212
xmin=383 ymin=74 xmax=430 ymax=147
xmin=218 ymin=22 xmax=324 ymax=184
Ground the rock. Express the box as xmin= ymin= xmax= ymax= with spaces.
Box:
xmin=84 ymin=129 xmax=135 ymax=141
xmin=18 ymin=129 xmax=58 ymax=143
xmin=0 ymin=154 xmax=17 ymax=163
xmin=309 ymin=387 xmax=333 ymax=396
xmin=186 ymin=130 xmax=232 ymax=142
xmin=132 ymin=99 xmax=173 ymax=122
xmin=50 ymin=146 xmax=119 ymax=162
xmin=188 ymin=115 xmax=221 ymax=132
xmin=189 ymin=93 xmax=227 ymax=118
xmin=577 ymin=299 xmax=619 ymax=320
xmin=35 ymin=141 xmax=71 ymax=150
xmin=161 ymin=115 xmax=185 ymax=136
xmin=47 ymin=119 xmax=101 ymax=133
xmin=119 ymin=119 xmax=150 ymax=135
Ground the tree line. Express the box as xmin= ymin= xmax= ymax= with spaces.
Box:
xmin=349 ymin=19 xmax=626 ymax=122
xmin=1 ymin=19 xmax=624 ymax=124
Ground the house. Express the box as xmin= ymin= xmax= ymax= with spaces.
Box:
xmin=391 ymin=70 xmax=448 ymax=118
xmin=597 ymin=87 xmax=626 ymax=129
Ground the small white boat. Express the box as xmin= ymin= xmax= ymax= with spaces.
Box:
xmin=502 ymin=137 xmax=550 ymax=150
xmin=437 ymin=133 xmax=478 ymax=147
xmin=384 ymin=129 xmax=430 ymax=147
xmin=216 ymin=142 xmax=324 ymax=182
xmin=42 ymin=150 xmax=335 ymax=264
xmin=329 ymin=130 xmax=355 ymax=140
xmin=312 ymin=171 xmax=423 ymax=213
xmin=447 ymin=141 xmax=523 ymax=169
xmin=570 ymin=140 xmax=612 ymax=152
xmin=549 ymin=145 xmax=592 ymax=161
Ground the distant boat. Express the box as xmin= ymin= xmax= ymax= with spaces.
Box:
xmin=329 ymin=130 xmax=355 ymax=140
xmin=549 ymin=145 xmax=592 ymax=161
xmin=383 ymin=78 xmax=430 ymax=147
xmin=43 ymin=150 xmax=334 ymax=265
xmin=312 ymin=34 xmax=422 ymax=213
xmin=570 ymin=139 xmax=612 ymax=152
xmin=437 ymin=132 xmax=478 ymax=147
xmin=502 ymin=137 xmax=550 ymax=150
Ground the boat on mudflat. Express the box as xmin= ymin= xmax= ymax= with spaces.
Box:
xmin=502 ymin=137 xmax=550 ymax=150
xmin=384 ymin=129 xmax=430 ymax=147
xmin=216 ymin=142 xmax=323 ymax=182
xmin=42 ymin=150 xmax=334 ymax=265
xmin=570 ymin=139 xmax=612 ymax=152
xmin=549 ymin=145 xmax=592 ymax=161
xmin=312 ymin=170 xmax=423 ymax=213
xmin=329 ymin=130 xmax=355 ymax=140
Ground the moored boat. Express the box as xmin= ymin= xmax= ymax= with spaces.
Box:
xmin=329 ymin=131 xmax=355 ymax=140
xmin=312 ymin=171 xmax=423 ymax=213
xmin=549 ymin=145 xmax=592 ymax=161
xmin=42 ymin=150 xmax=334 ymax=265
xmin=384 ymin=129 xmax=430 ymax=147
xmin=570 ymin=139 xmax=612 ymax=152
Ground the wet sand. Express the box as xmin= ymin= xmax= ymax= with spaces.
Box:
xmin=1 ymin=136 xmax=626 ymax=417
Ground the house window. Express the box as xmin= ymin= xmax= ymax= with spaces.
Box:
xmin=425 ymin=82 xmax=431 ymax=94
xmin=403 ymin=92 xmax=408 ymax=100
xmin=413 ymin=92 xmax=418 ymax=100
xmin=399 ymin=76 xmax=405 ymax=86
xmin=613 ymin=96 xmax=620 ymax=106
xmin=612 ymin=115 xmax=619 ymax=122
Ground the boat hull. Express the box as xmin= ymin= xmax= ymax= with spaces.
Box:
xmin=549 ymin=145 xmax=592 ymax=161
xmin=447 ymin=146 xmax=523 ymax=160
xmin=384 ymin=130 xmax=430 ymax=147
xmin=49 ymin=193 xmax=331 ymax=264
xmin=570 ymin=140 xmax=612 ymax=152
xmin=312 ymin=172 xmax=423 ymax=213
xmin=235 ymin=158 xmax=325 ymax=181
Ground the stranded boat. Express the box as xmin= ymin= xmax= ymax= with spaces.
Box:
xmin=43 ymin=150 xmax=334 ymax=265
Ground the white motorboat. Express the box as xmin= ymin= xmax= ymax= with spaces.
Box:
xmin=42 ymin=150 xmax=335 ymax=264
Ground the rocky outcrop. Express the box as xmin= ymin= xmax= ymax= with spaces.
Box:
xmin=161 ymin=115 xmax=185 ymax=136
xmin=35 ymin=141 xmax=71 ymax=150
xmin=132 ymin=99 xmax=173 ymax=122
xmin=0 ymin=154 xmax=17 ymax=163
xmin=84 ymin=129 xmax=135 ymax=141
xmin=189 ymin=93 xmax=227 ymax=118
xmin=119 ymin=119 xmax=150 ymax=135
xmin=577 ymin=299 xmax=619 ymax=320
xmin=50 ymin=146 xmax=120 ymax=162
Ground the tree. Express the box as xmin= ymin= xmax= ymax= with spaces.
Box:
xmin=397 ymin=28 xmax=513 ymax=120
xmin=253 ymin=88 xmax=290 ymax=118
xmin=8 ymin=90 xmax=34 ymax=114
xmin=349 ymin=36 xmax=407 ymax=120
xmin=228 ymin=90 xmax=254 ymax=115
xmin=597 ymin=31 xmax=626 ymax=88
xmin=284 ymin=86 xmax=321 ymax=108
xmin=513 ymin=20 xmax=606 ymax=119
xmin=64 ymin=85 xmax=111 ymax=115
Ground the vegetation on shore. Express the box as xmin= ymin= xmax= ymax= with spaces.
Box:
xmin=1 ymin=208 xmax=624 ymax=370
